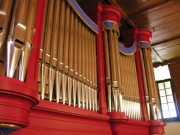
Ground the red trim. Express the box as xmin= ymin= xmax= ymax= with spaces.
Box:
xmin=135 ymin=29 xmax=152 ymax=43
xmin=102 ymin=5 xmax=122 ymax=26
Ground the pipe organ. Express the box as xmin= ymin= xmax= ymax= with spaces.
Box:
xmin=0 ymin=1 xmax=165 ymax=135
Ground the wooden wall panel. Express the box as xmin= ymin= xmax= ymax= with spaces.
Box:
xmin=169 ymin=62 xmax=180 ymax=117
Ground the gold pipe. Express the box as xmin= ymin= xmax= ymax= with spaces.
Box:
xmin=139 ymin=48 xmax=149 ymax=97
xmin=95 ymin=89 xmax=98 ymax=111
xmin=85 ymin=27 xmax=89 ymax=110
xmin=74 ymin=16 xmax=79 ymax=80
xmin=49 ymin=0 xmax=61 ymax=101
xmin=0 ymin=0 xmax=13 ymax=51
xmin=92 ymin=33 xmax=98 ymax=110
xmin=77 ymin=20 xmax=82 ymax=108
xmin=72 ymin=15 xmax=78 ymax=107
xmin=18 ymin=0 xmax=37 ymax=81
xmin=42 ymin=0 xmax=55 ymax=99
xmin=143 ymin=48 xmax=155 ymax=119
xmin=6 ymin=0 xmax=28 ymax=78
xmin=77 ymin=81 xmax=82 ymax=108
xmin=42 ymin=0 xmax=54 ymax=64
xmin=57 ymin=0 xmax=66 ymax=71
xmin=88 ymin=30 xmax=93 ymax=110
xmin=37 ymin=62 xmax=41 ymax=93
xmin=72 ymin=79 xmax=77 ymax=106
xmin=139 ymin=47 xmax=150 ymax=119
xmin=62 ymin=73 xmax=68 ymax=104
xmin=109 ymin=30 xmax=118 ymax=112
xmin=81 ymin=24 xmax=85 ymax=108
xmin=62 ymin=2 xmax=71 ymax=104
xmin=63 ymin=4 xmax=70 ymax=74
xmin=88 ymin=86 xmax=91 ymax=110
xmin=41 ymin=63 xmax=48 ymax=99
xmin=56 ymin=71 xmax=62 ymax=103
xmin=85 ymin=85 xmax=89 ymax=109
xmin=103 ymin=29 xmax=112 ymax=111
xmin=67 ymin=9 xmax=75 ymax=106
xmin=68 ymin=76 xmax=73 ymax=105
xmin=103 ymin=29 xmax=111 ymax=84
xmin=49 ymin=67 xmax=55 ymax=101
xmin=68 ymin=9 xmax=75 ymax=77
xmin=77 ymin=21 xmax=82 ymax=80
xmin=147 ymin=48 xmax=160 ymax=119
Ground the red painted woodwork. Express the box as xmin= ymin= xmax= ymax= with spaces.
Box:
xmin=96 ymin=3 xmax=108 ymax=114
xmin=10 ymin=100 xmax=112 ymax=135
xmin=135 ymin=29 xmax=152 ymax=43
xmin=0 ymin=76 xmax=38 ymax=126
xmin=149 ymin=120 xmax=166 ymax=135
xmin=111 ymin=119 xmax=150 ymax=135
xmin=102 ymin=5 xmax=122 ymax=26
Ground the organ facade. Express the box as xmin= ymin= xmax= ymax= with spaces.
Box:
xmin=0 ymin=0 xmax=165 ymax=135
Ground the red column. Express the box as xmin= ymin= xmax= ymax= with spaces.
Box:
xmin=96 ymin=3 xmax=107 ymax=114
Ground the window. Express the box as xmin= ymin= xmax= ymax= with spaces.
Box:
xmin=157 ymin=80 xmax=177 ymax=119
xmin=154 ymin=65 xmax=178 ymax=120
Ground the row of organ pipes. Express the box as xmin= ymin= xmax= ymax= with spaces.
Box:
xmin=102 ymin=21 xmax=162 ymax=120
xmin=0 ymin=0 xmax=162 ymax=118
xmin=138 ymin=43 xmax=161 ymax=120
xmin=102 ymin=22 xmax=141 ymax=119
xmin=38 ymin=0 xmax=98 ymax=111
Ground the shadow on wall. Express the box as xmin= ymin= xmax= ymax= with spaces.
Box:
xmin=165 ymin=122 xmax=180 ymax=135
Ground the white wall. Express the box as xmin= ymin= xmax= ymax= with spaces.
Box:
xmin=165 ymin=122 xmax=180 ymax=135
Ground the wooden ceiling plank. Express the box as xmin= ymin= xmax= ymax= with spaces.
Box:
xmin=147 ymin=12 xmax=180 ymax=28
xmin=131 ymin=1 xmax=180 ymax=27
xmin=151 ymin=35 xmax=180 ymax=46
xmin=127 ymin=0 xmax=169 ymax=16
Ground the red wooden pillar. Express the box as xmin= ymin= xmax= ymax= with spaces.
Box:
xmin=135 ymin=28 xmax=151 ymax=121
xmin=0 ymin=0 xmax=45 ymax=129
xmin=96 ymin=3 xmax=108 ymax=114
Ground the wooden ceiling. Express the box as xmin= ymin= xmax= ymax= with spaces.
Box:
xmin=77 ymin=0 xmax=180 ymax=66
